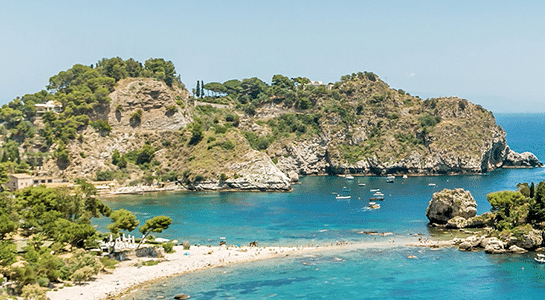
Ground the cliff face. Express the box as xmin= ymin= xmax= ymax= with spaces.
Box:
xmin=269 ymin=96 xmax=540 ymax=176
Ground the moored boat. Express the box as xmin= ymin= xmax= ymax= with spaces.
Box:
xmin=535 ymin=254 xmax=545 ymax=263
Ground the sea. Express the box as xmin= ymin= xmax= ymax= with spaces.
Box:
xmin=97 ymin=113 xmax=545 ymax=299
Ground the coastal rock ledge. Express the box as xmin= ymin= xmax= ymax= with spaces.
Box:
xmin=426 ymin=188 xmax=477 ymax=224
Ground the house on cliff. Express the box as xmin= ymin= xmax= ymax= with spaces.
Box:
xmin=6 ymin=173 xmax=65 ymax=191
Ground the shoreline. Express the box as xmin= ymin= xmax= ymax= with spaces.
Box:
xmin=47 ymin=237 xmax=431 ymax=300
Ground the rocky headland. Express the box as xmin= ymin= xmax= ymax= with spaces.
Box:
xmin=3 ymin=59 xmax=541 ymax=192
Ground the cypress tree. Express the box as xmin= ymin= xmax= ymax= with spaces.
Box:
xmin=196 ymin=81 xmax=200 ymax=98
xmin=201 ymin=80 xmax=204 ymax=98
xmin=531 ymin=182 xmax=535 ymax=198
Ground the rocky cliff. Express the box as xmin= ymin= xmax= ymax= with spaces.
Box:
xmin=32 ymin=71 xmax=541 ymax=192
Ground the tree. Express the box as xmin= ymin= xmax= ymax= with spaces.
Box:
xmin=137 ymin=216 xmax=172 ymax=249
xmin=0 ymin=240 xmax=17 ymax=266
xmin=196 ymin=81 xmax=200 ymax=98
xmin=487 ymin=190 xmax=528 ymax=230
xmin=0 ymin=212 xmax=16 ymax=239
xmin=107 ymin=209 xmax=139 ymax=235
xmin=528 ymin=181 xmax=545 ymax=225
xmin=144 ymin=58 xmax=176 ymax=87
xmin=272 ymin=74 xmax=294 ymax=90
xmin=201 ymin=80 xmax=204 ymax=98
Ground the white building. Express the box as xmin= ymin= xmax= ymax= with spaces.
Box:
xmin=35 ymin=101 xmax=62 ymax=114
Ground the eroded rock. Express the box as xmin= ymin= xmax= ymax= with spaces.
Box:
xmin=426 ymin=188 xmax=477 ymax=224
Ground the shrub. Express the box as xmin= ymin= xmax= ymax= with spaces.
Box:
xmin=36 ymin=277 xmax=49 ymax=288
xmin=419 ymin=114 xmax=441 ymax=128
xmin=21 ymin=284 xmax=48 ymax=300
xmin=96 ymin=170 xmax=115 ymax=181
xmin=90 ymin=120 xmax=112 ymax=133
xmin=70 ymin=266 xmax=95 ymax=284
xmin=182 ymin=240 xmax=191 ymax=250
xmin=162 ymin=242 xmax=174 ymax=253
xmin=130 ymin=109 xmax=143 ymax=123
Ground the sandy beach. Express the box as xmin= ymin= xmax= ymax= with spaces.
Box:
xmin=47 ymin=245 xmax=316 ymax=300
xmin=46 ymin=236 xmax=436 ymax=300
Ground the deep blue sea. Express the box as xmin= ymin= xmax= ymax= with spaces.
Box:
xmin=97 ymin=113 xmax=545 ymax=299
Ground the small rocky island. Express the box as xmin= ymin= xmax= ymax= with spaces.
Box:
xmin=426 ymin=186 xmax=545 ymax=254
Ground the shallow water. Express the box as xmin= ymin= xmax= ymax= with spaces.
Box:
xmin=97 ymin=113 xmax=545 ymax=299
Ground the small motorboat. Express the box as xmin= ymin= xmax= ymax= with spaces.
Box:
xmin=336 ymin=194 xmax=351 ymax=200
xmin=346 ymin=175 xmax=354 ymax=180
xmin=535 ymin=254 xmax=545 ymax=263
xmin=386 ymin=175 xmax=395 ymax=183
xmin=370 ymin=189 xmax=380 ymax=192
xmin=368 ymin=202 xmax=380 ymax=209
xmin=428 ymin=183 xmax=436 ymax=187
xmin=369 ymin=192 xmax=385 ymax=201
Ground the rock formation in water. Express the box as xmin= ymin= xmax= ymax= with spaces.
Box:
xmin=426 ymin=188 xmax=477 ymax=224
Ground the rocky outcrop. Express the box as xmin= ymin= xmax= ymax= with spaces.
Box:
xmin=108 ymin=78 xmax=192 ymax=131
xmin=426 ymin=188 xmax=477 ymax=224
xmin=514 ymin=229 xmax=543 ymax=249
xmin=270 ymin=97 xmax=541 ymax=177
xmin=188 ymin=151 xmax=291 ymax=191
xmin=503 ymin=148 xmax=542 ymax=168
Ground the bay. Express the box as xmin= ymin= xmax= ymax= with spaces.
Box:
xmin=98 ymin=113 xmax=545 ymax=299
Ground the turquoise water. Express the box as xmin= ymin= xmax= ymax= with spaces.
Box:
xmin=98 ymin=113 xmax=545 ymax=299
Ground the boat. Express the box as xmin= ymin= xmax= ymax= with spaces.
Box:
xmin=336 ymin=194 xmax=351 ymax=200
xmin=428 ymin=183 xmax=437 ymax=187
xmin=370 ymin=189 xmax=380 ymax=192
xmin=346 ymin=175 xmax=354 ymax=180
xmin=386 ymin=175 xmax=395 ymax=183
xmin=358 ymin=183 xmax=366 ymax=186
xmin=369 ymin=192 xmax=385 ymax=201
xmin=368 ymin=202 xmax=380 ymax=209
xmin=535 ymin=254 xmax=545 ymax=263
xmin=342 ymin=187 xmax=351 ymax=192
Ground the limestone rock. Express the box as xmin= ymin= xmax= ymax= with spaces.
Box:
xmin=174 ymin=293 xmax=190 ymax=299
xmin=426 ymin=188 xmax=477 ymax=224
xmin=484 ymin=238 xmax=507 ymax=254
xmin=458 ymin=242 xmax=473 ymax=251
xmin=503 ymin=148 xmax=543 ymax=168
xmin=189 ymin=150 xmax=291 ymax=191
xmin=509 ymin=245 xmax=528 ymax=253
xmin=108 ymin=78 xmax=192 ymax=131
xmin=466 ymin=212 xmax=495 ymax=228
xmin=446 ymin=216 xmax=469 ymax=229
xmin=515 ymin=229 xmax=543 ymax=249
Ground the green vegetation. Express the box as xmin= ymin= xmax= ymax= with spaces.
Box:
xmin=485 ymin=180 xmax=545 ymax=233
xmin=0 ymin=184 xmax=173 ymax=297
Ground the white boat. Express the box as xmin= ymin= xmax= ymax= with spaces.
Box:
xmin=346 ymin=175 xmax=354 ymax=180
xmin=386 ymin=175 xmax=395 ymax=183
xmin=535 ymin=254 xmax=545 ymax=263
xmin=370 ymin=192 xmax=385 ymax=201
xmin=428 ymin=183 xmax=436 ymax=187
xmin=370 ymin=189 xmax=380 ymax=192
xmin=336 ymin=194 xmax=351 ymax=199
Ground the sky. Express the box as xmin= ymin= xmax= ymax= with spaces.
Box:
xmin=1 ymin=0 xmax=543 ymax=113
